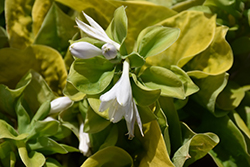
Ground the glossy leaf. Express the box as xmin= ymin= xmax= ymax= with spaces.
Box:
xmin=136 ymin=25 xmax=180 ymax=58
xmin=34 ymin=3 xmax=77 ymax=54
xmin=84 ymin=105 xmax=110 ymax=133
xmin=0 ymin=45 xmax=67 ymax=95
xmin=106 ymin=6 xmax=127 ymax=45
xmin=17 ymin=141 xmax=46 ymax=167
xmin=146 ymin=11 xmax=216 ymax=68
xmin=63 ymin=81 xmax=86 ymax=101
xmin=125 ymin=52 xmax=145 ymax=68
xmin=140 ymin=66 xmax=185 ymax=99
xmin=172 ymin=123 xmax=219 ymax=167
xmin=185 ymin=26 xmax=233 ymax=77
xmin=170 ymin=65 xmax=199 ymax=96
xmin=131 ymin=74 xmax=161 ymax=106
xmin=81 ymin=146 xmax=133 ymax=167
xmin=135 ymin=120 xmax=175 ymax=167
xmin=67 ymin=57 xmax=115 ymax=95
xmin=0 ymin=119 xmax=27 ymax=140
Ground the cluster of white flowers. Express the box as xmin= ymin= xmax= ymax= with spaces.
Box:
xmin=70 ymin=12 xmax=144 ymax=139
xmin=50 ymin=12 xmax=144 ymax=156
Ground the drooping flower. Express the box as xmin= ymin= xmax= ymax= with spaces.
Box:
xmin=49 ymin=97 xmax=73 ymax=115
xmin=75 ymin=12 xmax=120 ymax=50
xmin=99 ymin=59 xmax=144 ymax=139
xmin=78 ymin=121 xmax=91 ymax=156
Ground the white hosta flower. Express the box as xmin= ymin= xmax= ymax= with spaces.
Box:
xmin=76 ymin=12 xmax=120 ymax=50
xmin=49 ymin=97 xmax=73 ymax=115
xmin=70 ymin=41 xmax=117 ymax=60
xmin=69 ymin=42 xmax=102 ymax=59
xmin=99 ymin=59 xmax=144 ymax=139
xmin=78 ymin=122 xmax=91 ymax=156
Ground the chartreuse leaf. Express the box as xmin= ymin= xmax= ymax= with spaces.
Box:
xmin=236 ymin=91 xmax=250 ymax=131
xmin=81 ymin=146 xmax=133 ymax=167
xmin=125 ymin=52 xmax=145 ymax=68
xmin=99 ymin=125 xmax=118 ymax=150
xmin=216 ymin=81 xmax=245 ymax=111
xmin=199 ymin=111 xmax=250 ymax=166
xmin=146 ymin=11 xmax=216 ymax=68
xmin=170 ymin=65 xmax=199 ymax=96
xmin=27 ymin=137 xmax=75 ymax=155
xmin=172 ymin=123 xmax=219 ymax=167
xmin=106 ymin=6 xmax=127 ymax=45
xmin=30 ymin=100 xmax=50 ymax=125
xmin=55 ymin=0 xmax=177 ymax=52
xmin=131 ymin=74 xmax=161 ymax=106
xmin=44 ymin=158 xmax=63 ymax=167
xmin=136 ymin=25 xmax=180 ymax=58
xmin=135 ymin=120 xmax=175 ymax=167
xmin=84 ymin=105 xmax=110 ymax=133
xmin=34 ymin=3 xmax=78 ymax=54
xmin=0 ymin=119 xmax=27 ymax=140
xmin=191 ymin=73 xmax=229 ymax=117
xmin=140 ymin=66 xmax=185 ymax=99
xmin=0 ymin=27 xmax=8 ymax=48
xmin=63 ymin=81 xmax=86 ymax=101
xmin=5 ymin=0 xmax=34 ymax=49
xmin=230 ymin=110 xmax=250 ymax=143
xmin=67 ymin=57 xmax=115 ymax=95
xmin=28 ymin=120 xmax=59 ymax=140
xmin=0 ymin=141 xmax=16 ymax=167
xmin=16 ymin=140 xmax=46 ymax=167
xmin=0 ymin=45 xmax=67 ymax=95
xmin=15 ymin=70 xmax=55 ymax=115
xmin=32 ymin=0 xmax=53 ymax=36
xmin=171 ymin=0 xmax=205 ymax=12
xmin=185 ymin=26 xmax=233 ymax=78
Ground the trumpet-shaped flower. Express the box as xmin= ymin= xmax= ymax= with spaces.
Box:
xmin=49 ymin=97 xmax=73 ymax=115
xmin=99 ymin=59 xmax=144 ymax=139
xmin=76 ymin=12 xmax=120 ymax=50
xmin=78 ymin=121 xmax=91 ymax=156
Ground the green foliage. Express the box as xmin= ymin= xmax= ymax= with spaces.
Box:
xmin=1 ymin=0 xmax=250 ymax=166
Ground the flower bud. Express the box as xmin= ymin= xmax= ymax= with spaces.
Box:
xmin=70 ymin=42 xmax=102 ymax=59
xmin=49 ymin=97 xmax=73 ymax=114
xmin=101 ymin=43 xmax=117 ymax=60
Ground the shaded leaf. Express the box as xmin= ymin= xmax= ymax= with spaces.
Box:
xmin=67 ymin=57 xmax=115 ymax=95
xmin=0 ymin=119 xmax=27 ymax=140
xmin=131 ymin=74 xmax=161 ymax=106
xmin=0 ymin=45 xmax=67 ymax=95
xmin=81 ymin=146 xmax=133 ymax=167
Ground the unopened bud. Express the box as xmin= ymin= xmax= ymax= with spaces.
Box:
xmin=101 ymin=43 xmax=117 ymax=60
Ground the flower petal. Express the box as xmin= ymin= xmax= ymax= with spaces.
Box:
xmin=133 ymin=100 xmax=144 ymax=137
xmin=99 ymin=100 xmax=113 ymax=112
xmin=70 ymin=42 xmax=102 ymax=59
xmin=75 ymin=18 xmax=108 ymax=42
xmin=82 ymin=12 xmax=107 ymax=38
xmin=79 ymin=122 xmax=91 ymax=156
xmin=50 ymin=97 xmax=73 ymax=114
xmin=102 ymin=43 xmax=117 ymax=60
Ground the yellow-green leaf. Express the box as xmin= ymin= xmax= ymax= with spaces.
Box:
xmin=0 ymin=45 xmax=67 ymax=95
xmin=146 ymin=11 xmax=216 ymax=68
xmin=5 ymin=0 xmax=34 ymax=49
